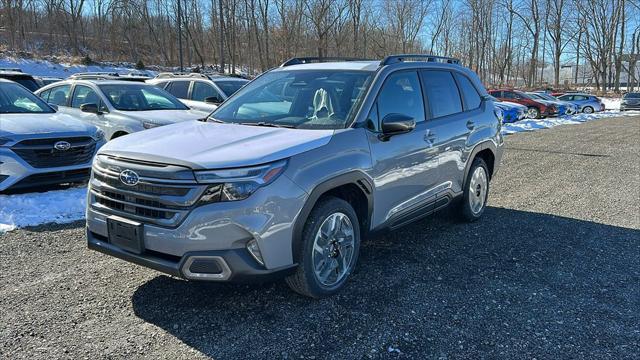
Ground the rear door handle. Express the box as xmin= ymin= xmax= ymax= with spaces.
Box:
xmin=466 ymin=120 xmax=475 ymax=130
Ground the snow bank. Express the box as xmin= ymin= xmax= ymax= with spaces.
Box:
xmin=501 ymin=106 xmax=639 ymax=135
xmin=0 ymin=187 xmax=87 ymax=232
xmin=602 ymin=98 xmax=621 ymax=110
xmin=0 ymin=57 xmax=153 ymax=78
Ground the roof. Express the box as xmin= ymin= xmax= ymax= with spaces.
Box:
xmin=273 ymin=61 xmax=380 ymax=72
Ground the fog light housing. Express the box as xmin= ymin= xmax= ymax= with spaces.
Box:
xmin=246 ymin=239 xmax=264 ymax=266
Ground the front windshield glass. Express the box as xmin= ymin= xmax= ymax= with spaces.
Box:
xmin=99 ymin=84 xmax=188 ymax=111
xmin=215 ymin=80 xmax=249 ymax=97
xmin=0 ymin=82 xmax=54 ymax=114
xmin=210 ymin=70 xmax=374 ymax=129
xmin=623 ymin=93 xmax=640 ymax=99
xmin=536 ymin=93 xmax=556 ymax=101
xmin=527 ymin=93 xmax=544 ymax=100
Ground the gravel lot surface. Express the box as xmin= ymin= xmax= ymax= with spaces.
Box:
xmin=1 ymin=116 xmax=639 ymax=359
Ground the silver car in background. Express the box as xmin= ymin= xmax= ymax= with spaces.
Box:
xmin=147 ymin=73 xmax=249 ymax=113
xmin=35 ymin=80 xmax=209 ymax=140
xmin=0 ymin=79 xmax=105 ymax=192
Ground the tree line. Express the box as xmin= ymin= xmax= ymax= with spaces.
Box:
xmin=1 ymin=0 xmax=639 ymax=91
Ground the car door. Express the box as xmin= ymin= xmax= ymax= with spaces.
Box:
xmin=367 ymin=70 xmax=440 ymax=226
xmin=65 ymin=84 xmax=113 ymax=137
xmin=419 ymin=70 xmax=472 ymax=198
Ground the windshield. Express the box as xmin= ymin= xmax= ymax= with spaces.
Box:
xmin=536 ymin=93 xmax=557 ymax=101
xmin=99 ymin=84 xmax=188 ymax=111
xmin=210 ymin=70 xmax=374 ymax=129
xmin=527 ymin=93 xmax=544 ymax=100
xmin=623 ymin=93 xmax=640 ymax=99
xmin=0 ymin=82 xmax=54 ymax=114
xmin=215 ymin=80 xmax=249 ymax=97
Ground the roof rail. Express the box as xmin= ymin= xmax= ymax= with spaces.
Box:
xmin=381 ymin=54 xmax=461 ymax=66
xmin=280 ymin=57 xmax=374 ymax=67
xmin=154 ymin=72 xmax=209 ymax=79
xmin=0 ymin=67 xmax=23 ymax=72
xmin=69 ymin=72 xmax=121 ymax=79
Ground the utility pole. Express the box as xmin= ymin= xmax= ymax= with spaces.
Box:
xmin=177 ymin=0 xmax=184 ymax=72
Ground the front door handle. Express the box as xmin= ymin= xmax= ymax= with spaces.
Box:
xmin=466 ymin=120 xmax=475 ymax=130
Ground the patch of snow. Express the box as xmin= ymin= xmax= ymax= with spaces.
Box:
xmin=387 ymin=346 xmax=402 ymax=354
xmin=0 ymin=187 xmax=87 ymax=233
xmin=501 ymin=107 xmax=640 ymax=135
xmin=0 ymin=57 xmax=154 ymax=78
xmin=602 ymin=98 xmax=621 ymax=110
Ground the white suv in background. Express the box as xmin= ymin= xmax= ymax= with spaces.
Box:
xmin=36 ymin=80 xmax=209 ymax=140
xmin=147 ymin=74 xmax=249 ymax=113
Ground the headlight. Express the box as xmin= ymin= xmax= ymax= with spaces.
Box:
xmin=143 ymin=121 xmax=161 ymax=129
xmin=195 ymin=160 xmax=287 ymax=202
xmin=93 ymin=129 xmax=105 ymax=141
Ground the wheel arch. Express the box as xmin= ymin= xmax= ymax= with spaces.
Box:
xmin=291 ymin=171 xmax=373 ymax=263
xmin=463 ymin=141 xmax=497 ymax=186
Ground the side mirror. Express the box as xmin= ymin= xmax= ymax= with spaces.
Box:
xmin=204 ymin=96 xmax=223 ymax=105
xmin=380 ymin=113 xmax=416 ymax=141
xmin=80 ymin=103 xmax=101 ymax=114
xmin=48 ymin=103 xmax=59 ymax=111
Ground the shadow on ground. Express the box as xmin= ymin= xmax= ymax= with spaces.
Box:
xmin=131 ymin=207 xmax=640 ymax=358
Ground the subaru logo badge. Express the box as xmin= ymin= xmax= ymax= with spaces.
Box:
xmin=54 ymin=141 xmax=71 ymax=151
xmin=119 ymin=169 xmax=139 ymax=186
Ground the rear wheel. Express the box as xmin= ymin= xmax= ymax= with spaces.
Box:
xmin=458 ymin=158 xmax=490 ymax=222
xmin=583 ymin=106 xmax=594 ymax=114
xmin=527 ymin=107 xmax=540 ymax=119
xmin=286 ymin=197 xmax=360 ymax=298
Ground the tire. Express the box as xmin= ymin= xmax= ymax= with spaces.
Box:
xmin=527 ymin=106 xmax=540 ymax=119
xmin=458 ymin=158 xmax=490 ymax=222
xmin=583 ymin=106 xmax=594 ymax=114
xmin=285 ymin=197 xmax=361 ymax=298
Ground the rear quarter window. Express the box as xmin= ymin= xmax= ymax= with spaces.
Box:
xmin=454 ymin=73 xmax=482 ymax=110
xmin=420 ymin=70 xmax=463 ymax=118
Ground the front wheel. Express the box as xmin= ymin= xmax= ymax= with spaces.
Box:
xmin=527 ymin=107 xmax=540 ymax=119
xmin=458 ymin=158 xmax=490 ymax=222
xmin=583 ymin=106 xmax=594 ymax=114
xmin=286 ymin=197 xmax=360 ymax=298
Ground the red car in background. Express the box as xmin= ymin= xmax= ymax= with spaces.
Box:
xmin=489 ymin=89 xmax=558 ymax=119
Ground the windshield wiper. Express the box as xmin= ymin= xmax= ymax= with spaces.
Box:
xmin=240 ymin=122 xmax=296 ymax=129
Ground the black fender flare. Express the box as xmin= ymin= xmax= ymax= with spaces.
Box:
xmin=463 ymin=140 xmax=497 ymax=186
xmin=291 ymin=171 xmax=373 ymax=262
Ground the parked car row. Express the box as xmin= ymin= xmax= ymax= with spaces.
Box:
xmin=1 ymin=69 xmax=247 ymax=192
xmin=489 ymin=88 xmax=604 ymax=120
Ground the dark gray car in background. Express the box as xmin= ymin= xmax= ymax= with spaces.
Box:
xmin=86 ymin=55 xmax=504 ymax=298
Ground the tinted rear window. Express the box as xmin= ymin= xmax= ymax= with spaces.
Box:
xmin=420 ymin=70 xmax=463 ymax=118
xmin=1 ymin=75 xmax=40 ymax=92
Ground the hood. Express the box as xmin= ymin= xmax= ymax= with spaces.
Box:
xmin=99 ymin=120 xmax=334 ymax=169
xmin=119 ymin=109 xmax=209 ymax=126
xmin=0 ymin=112 xmax=98 ymax=138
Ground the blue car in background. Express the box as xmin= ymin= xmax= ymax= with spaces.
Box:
xmin=490 ymin=95 xmax=526 ymax=123
xmin=557 ymin=93 xmax=604 ymax=114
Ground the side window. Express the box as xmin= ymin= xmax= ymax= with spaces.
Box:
xmin=38 ymin=89 xmax=51 ymax=102
xmin=377 ymin=71 xmax=425 ymax=123
xmin=154 ymin=81 xmax=169 ymax=89
xmin=71 ymin=85 xmax=101 ymax=108
xmin=165 ymin=81 xmax=190 ymax=99
xmin=420 ymin=70 xmax=463 ymax=118
xmin=192 ymin=82 xmax=221 ymax=102
xmin=454 ymin=73 xmax=482 ymax=110
xmin=489 ymin=90 xmax=501 ymax=98
xmin=574 ymin=95 xmax=587 ymax=101
xmin=47 ymin=85 xmax=71 ymax=106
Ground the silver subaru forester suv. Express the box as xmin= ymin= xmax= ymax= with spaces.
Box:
xmin=86 ymin=55 xmax=504 ymax=298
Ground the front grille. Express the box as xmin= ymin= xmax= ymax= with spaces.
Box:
xmin=90 ymin=156 xmax=207 ymax=227
xmin=12 ymin=137 xmax=96 ymax=168
xmin=8 ymin=168 xmax=90 ymax=190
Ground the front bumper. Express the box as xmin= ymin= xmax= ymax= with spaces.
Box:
xmin=86 ymin=171 xmax=308 ymax=278
xmin=87 ymin=229 xmax=297 ymax=282
xmin=0 ymin=149 xmax=93 ymax=191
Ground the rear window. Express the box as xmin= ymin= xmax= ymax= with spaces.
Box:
xmin=1 ymin=75 xmax=40 ymax=92
xmin=214 ymin=80 xmax=249 ymax=97
xmin=454 ymin=73 xmax=481 ymax=110
xmin=420 ymin=70 xmax=463 ymax=118
xmin=624 ymin=93 xmax=640 ymax=99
